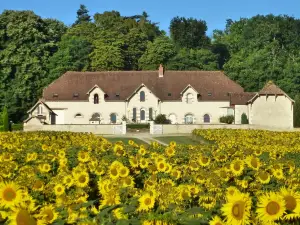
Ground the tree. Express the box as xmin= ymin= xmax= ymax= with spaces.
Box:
xmin=74 ymin=4 xmax=91 ymax=25
xmin=170 ymin=16 xmax=210 ymax=49
xmin=47 ymin=35 xmax=92 ymax=82
xmin=294 ymin=95 xmax=300 ymax=127
xmin=138 ymin=36 xmax=176 ymax=70
xmin=2 ymin=106 xmax=9 ymax=131
xmin=167 ymin=48 xmax=218 ymax=70
xmin=154 ymin=114 xmax=170 ymax=124
xmin=241 ymin=113 xmax=249 ymax=124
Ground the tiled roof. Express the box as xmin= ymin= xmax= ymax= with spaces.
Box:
xmin=230 ymin=92 xmax=256 ymax=105
xmin=43 ymin=71 xmax=245 ymax=101
xmin=259 ymin=81 xmax=286 ymax=95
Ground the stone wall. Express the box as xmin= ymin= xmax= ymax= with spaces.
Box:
xmin=24 ymin=122 xmax=127 ymax=135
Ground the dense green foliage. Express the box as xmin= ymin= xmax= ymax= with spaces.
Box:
xmin=2 ymin=106 xmax=9 ymax=131
xmin=241 ymin=113 xmax=249 ymax=124
xmin=219 ymin=115 xmax=235 ymax=124
xmin=154 ymin=114 xmax=171 ymax=124
xmin=0 ymin=5 xmax=300 ymax=122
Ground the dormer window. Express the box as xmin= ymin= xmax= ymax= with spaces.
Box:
xmin=140 ymin=91 xmax=145 ymax=102
xmin=94 ymin=94 xmax=99 ymax=104
xmin=75 ymin=113 xmax=83 ymax=118
xmin=186 ymin=93 xmax=193 ymax=104
xmin=53 ymin=93 xmax=58 ymax=98
xmin=208 ymin=93 xmax=212 ymax=96
xmin=116 ymin=93 xmax=120 ymax=98
xmin=168 ymin=93 xmax=172 ymax=96
xmin=73 ymin=93 xmax=79 ymax=98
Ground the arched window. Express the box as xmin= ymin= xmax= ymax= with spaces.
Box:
xmin=94 ymin=94 xmax=99 ymax=104
xmin=185 ymin=114 xmax=194 ymax=124
xmin=75 ymin=113 xmax=83 ymax=118
xmin=186 ymin=93 xmax=193 ymax=104
xmin=110 ymin=113 xmax=117 ymax=124
xmin=140 ymin=109 xmax=145 ymax=121
xmin=169 ymin=114 xmax=177 ymax=124
xmin=140 ymin=91 xmax=145 ymax=102
xmin=204 ymin=114 xmax=210 ymax=123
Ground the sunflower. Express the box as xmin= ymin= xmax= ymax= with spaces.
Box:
xmin=272 ymin=169 xmax=285 ymax=180
xmin=113 ymin=144 xmax=126 ymax=156
xmin=138 ymin=147 xmax=147 ymax=155
xmin=221 ymin=192 xmax=251 ymax=225
xmin=230 ymin=160 xmax=244 ymax=177
xmin=199 ymin=155 xmax=210 ymax=167
xmin=129 ymin=157 xmax=139 ymax=168
xmin=128 ymin=140 xmax=135 ymax=146
xmin=140 ymin=158 xmax=149 ymax=169
xmin=7 ymin=203 xmax=39 ymax=225
xmin=209 ymin=216 xmax=225 ymax=225
xmin=280 ymin=187 xmax=300 ymax=214
xmin=118 ymin=166 xmax=130 ymax=178
xmin=137 ymin=193 xmax=155 ymax=212
xmin=189 ymin=161 xmax=199 ymax=171
xmin=171 ymin=169 xmax=181 ymax=180
xmin=122 ymin=176 xmax=135 ymax=187
xmin=100 ymin=192 xmax=121 ymax=209
xmin=0 ymin=182 xmax=22 ymax=208
xmin=38 ymin=204 xmax=58 ymax=224
xmin=199 ymin=195 xmax=217 ymax=210
xmin=32 ymin=180 xmax=44 ymax=191
xmin=245 ymin=156 xmax=261 ymax=170
xmin=54 ymin=184 xmax=65 ymax=196
xmin=63 ymin=175 xmax=74 ymax=188
xmin=165 ymin=147 xmax=175 ymax=157
xmin=157 ymin=161 xmax=167 ymax=172
xmin=77 ymin=150 xmax=90 ymax=163
xmin=39 ymin=163 xmax=51 ymax=173
xmin=74 ymin=172 xmax=89 ymax=188
xmin=256 ymin=192 xmax=286 ymax=224
xmin=256 ymin=170 xmax=271 ymax=184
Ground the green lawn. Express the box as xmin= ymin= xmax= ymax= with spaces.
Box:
xmin=154 ymin=135 xmax=210 ymax=145
xmin=105 ymin=137 xmax=148 ymax=146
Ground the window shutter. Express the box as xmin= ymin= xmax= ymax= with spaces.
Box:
xmin=133 ymin=108 xmax=136 ymax=121
xmin=149 ymin=108 xmax=153 ymax=120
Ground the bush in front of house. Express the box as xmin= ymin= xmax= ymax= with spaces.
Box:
xmin=12 ymin=123 xmax=23 ymax=131
xmin=127 ymin=123 xmax=150 ymax=129
xmin=219 ymin=115 xmax=234 ymax=124
xmin=154 ymin=114 xmax=171 ymax=124
xmin=241 ymin=113 xmax=249 ymax=124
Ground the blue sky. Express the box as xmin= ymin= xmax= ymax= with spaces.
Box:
xmin=1 ymin=0 xmax=300 ymax=36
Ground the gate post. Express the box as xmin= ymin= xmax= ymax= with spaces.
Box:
xmin=122 ymin=121 xmax=126 ymax=135
xmin=150 ymin=121 xmax=154 ymax=134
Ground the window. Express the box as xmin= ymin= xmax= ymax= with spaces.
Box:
xmin=168 ymin=93 xmax=172 ymax=96
xmin=73 ymin=93 xmax=79 ymax=98
xmin=115 ymin=93 xmax=120 ymax=98
xmin=140 ymin=109 xmax=145 ymax=120
xmin=140 ymin=91 xmax=145 ymax=102
xmin=37 ymin=105 xmax=43 ymax=115
xmin=208 ymin=93 xmax=212 ymax=96
xmin=132 ymin=108 xmax=137 ymax=122
xmin=149 ymin=108 xmax=153 ymax=120
xmin=186 ymin=93 xmax=193 ymax=104
xmin=110 ymin=113 xmax=117 ymax=124
xmin=204 ymin=114 xmax=210 ymax=123
xmin=94 ymin=94 xmax=99 ymax=104
xmin=75 ymin=113 xmax=83 ymax=118
xmin=169 ymin=114 xmax=177 ymax=124
xmin=185 ymin=114 xmax=193 ymax=124
xmin=53 ymin=93 xmax=58 ymax=98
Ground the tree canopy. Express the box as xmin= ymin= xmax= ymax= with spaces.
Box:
xmin=0 ymin=6 xmax=300 ymax=122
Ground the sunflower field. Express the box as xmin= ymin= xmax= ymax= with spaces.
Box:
xmin=1 ymin=130 xmax=300 ymax=225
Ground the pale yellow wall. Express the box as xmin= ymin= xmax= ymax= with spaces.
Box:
xmin=249 ymin=95 xmax=293 ymax=129
xmin=30 ymin=103 xmax=51 ymax=124
xmin=127 ymin=86 xmax=159 ymax=122
xmin=235 ymin=105 xmax=249 ymax=124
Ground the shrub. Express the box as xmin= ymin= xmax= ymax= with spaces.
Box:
xmin=154 ymin=114 xmax=171 ymax=124
xmin=12 ymin=123 xmax=23 ymax=131
xmin=2 ymin=106 xmax=9 ymax=131
xmin=241 ymin=113 xmax=249 ymax=124
xmin=219 ymin=115 xmax=234 ymax=124
xmin=294 ymin=94 xmax=300 ymax=127
xmin=127 ymin=123 xmax=150 ymax=129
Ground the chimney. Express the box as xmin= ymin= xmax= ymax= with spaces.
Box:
xmin=158 ymin=64 xmax=164 ymax=78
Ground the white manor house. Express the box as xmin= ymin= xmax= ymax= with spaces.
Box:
xmin=24 ymin=65 xmax=294 ymax=130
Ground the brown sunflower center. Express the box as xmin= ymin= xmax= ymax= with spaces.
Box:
xmin=125 ymin=178 xmax=132 ymax=185
xmin=3 ymin=188 xmax=16 ymax=201
xmin=159 ymin=163 xmax=165 ymax=169
xmin=56 ymin=187 xmax=62 ymax=192
xmin=43 ymin=209 xmax=54 ymax=221
xmin=201 ymin=157 xmax=208 ymax=164
xmin=33 ymin=180 xmax=43 ymax=189
xmin=233 ymin=163 xmax=241 ymax=171
xmin=111 ymin=168 xmax=118 ymax=176
xmin=232 ymin=201 xmax=245 ymax=220
xmin=120 ymin=169 xmax=127 ymax=175
xmin=144 ymin=198 xmax=152 ymax=205
xmin=79 ymin=175 xmax=86 ymax=183
xmin=266 ymin=201 xmax=280 ymax=215
xmin=284 ymin=196 xmax=297 ymax=211
xmin=16 ymin=209 xmax=37 ymax=225
xmin=259 ymin=171 xmax=269 ymax=180
xmin=251 ymin=158 xmax=258 ymax=168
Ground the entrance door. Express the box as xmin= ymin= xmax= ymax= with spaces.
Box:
xmin=140 ymin=109 xmax=146 ymax=123
xmin=50 ymin=113 xmax=56 ymax=124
